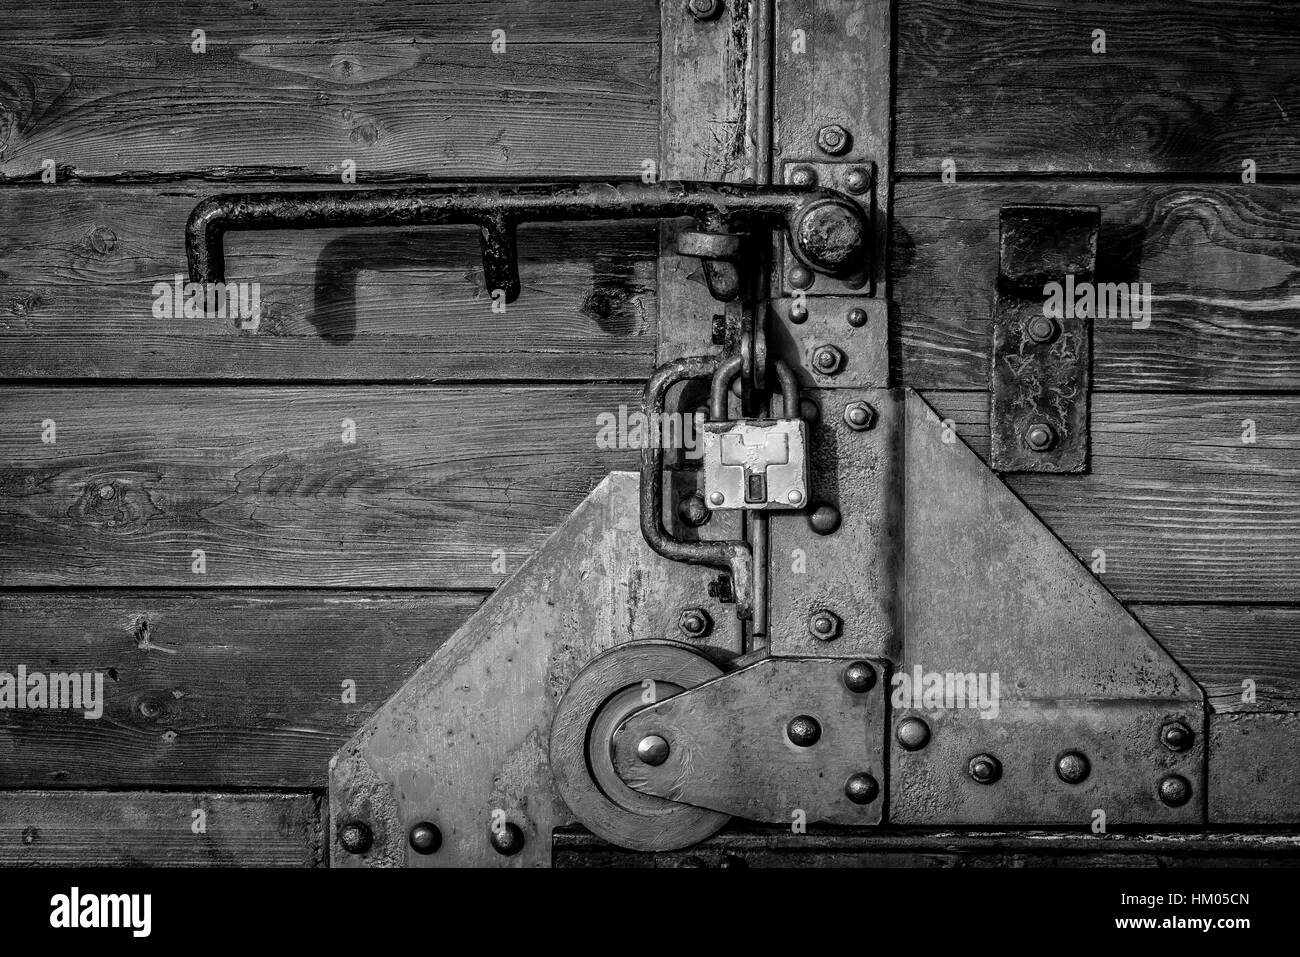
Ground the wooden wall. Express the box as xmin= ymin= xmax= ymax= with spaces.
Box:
xmin=1 ymin=0 xmax=1297 ymax=863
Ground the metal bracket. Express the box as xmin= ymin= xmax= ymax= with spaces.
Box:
xmin=991 ymin=204 xmax=1100 ymax=473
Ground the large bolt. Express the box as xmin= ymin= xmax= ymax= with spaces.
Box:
xmin=1025 ymin=422 xmax=1057 ymax=452
xmin=812 ymin=344 xmax=845 ymax=376
xmin=1025 ymin=314 xmax=1059 ymax=344
xmin=896 ymin=717 xmax=931 ymax=751
xmin=808 ymin=504 xmax=841 ymax=535
xmin=678 ymin=607 xmax=713 ymax=638
xmin=968 ymin=753 xmax=1002 ymax=785
xmin=844 ymin=772 xmax=879 ymax=805
xmin=677 ymin=492 xmax=711 ymax=528
xmin=807 ymin=609 xmax=842 ymax=641
xmin=339 ymin=821 xmax=373 ymax=855
xmin=843 ymin=400 xmax=876 ymax=431
xmin=1161 ymin=720 xmax=1194 ymax=752
xmin=1056 ymin=750 xmax=1091 ymax=784
xmin=843 ymin=661 xmax=876 ymax=693
xmin=816 ymin=124 xmax=851 ymax=156
xmin=786 ymin=715 xmax=822 ymax=747
xmin=1158 ymin=774 xmax=1192 ymax=808
xmin=789 ymin=165 xmax=818 ymax=188
xmin=687 ymin=0 xmax=723 ymax=22
xmin=844 ymin=167 xmax=872 ymax=194
xmin=409 ymin=822 xmax=442 ymax=855
xmin=489 ymin=821 xmax=526 ymax=856
xmin=637 ymin=734 xmax=670 ymax=766
xmin=787 ymin=264 xmax=814 ymax=290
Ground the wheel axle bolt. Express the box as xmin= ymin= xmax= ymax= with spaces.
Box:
xmin=1159 ymin=774 xmax=1192 ymax=808
xmin=843 ymin=661 xmax=876 ymax=693
xmin=1025 ymin=422 xmax=1057 ymax=452
xmin=637 ymin=734 xmax=671 ymax=766
xmin=843 ymin=400 xmax=876 ymax=431
xmin=816 ymin=124 xmax=851 ymax=156
xmin=807 ymin=609 xmax=841 ymax=640
xmin=408 ymin=822 xmax=442 ymax=855
xmin=968 ymin=753 xmax=1002 ymax=784
xmin=845 ymin=772 xmax=879 ymax=805
xmin=846 ymin=306 xmax=869 ymax=327
xmin=896 ymin=716 xmax=931 ymax=751
xmin=489 ymin=821 xmax=526 ymax=856
xmin=1161 ymin=720 xmax=1194 ymax=752
xmin=786 ymin=714 xmax=822 ymax=748
xmin=339 ymin=821 xmax=373 ymax=855
xmin=678 ymin=607 xmax=713 ymax=638
xmin=1056 ymin=750 xmax=1090 ymax=784
xmin=789 ymin=165 xmax=818 ymax=188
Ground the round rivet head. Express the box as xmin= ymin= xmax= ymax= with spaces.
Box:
xmin=708 ymin=491 xmax=726 ymax=506
xmin=1159 ymin=774 xmax=1192 ymax=808
xmin=98 ymin=484 xmax=116 ymax=500
xmin=799 ymin=397 xmax=821 ymax=424
xmin=1161 ymin=720 xmax=1194 ymax=752
xmin=844 ymin=168 xmax=871 ymax=194
xmin=636 ymin=734 xmax=670 ymax=766
xmin=846 ymin=307 xmax=868 ymax=327
xmin=968 ymin=753 xmax=1002 ymax=785
xmin=687 ymin=0 xmax=723 ymax=22
xmin=1025 ymin=314 xmax=1060 ymax=344
xmin=490 ymin=821 xmax=526 ymax=856
xmin=896 ymin=717 xmax=931 ymax=751
xmin=843 ymin=661 xmax=876 ymax=693
xmin=789 ymin=165 xmax=818 ymax=188
xmin=845 ymin=772 xmax=879 ymax=805
xmin=808 ymin=504 xmax=841 ymax=535
xmin=816 ymin=124 xmax=851 ymax=156
xmin=677 ymin=492 xmax=711 ymax=528
xmin=787 ymin=489 xmax=804 ymax=505
xmin=1025 ymin=422 xmax=1057 ymax=452
xmin=409 ymin=822 xmax=442 ymax=855
xmin=1056 ymin=750 xmax=1091 ymax=784
xmin=788 ymin=264 xmax=814 ymax=290
xmin=789 ymin=302 xmax=809 ymax=324
xmin=786 ymin=714 xmax=822 ymax=748
xmin=339 ymin=821 xmax=373 ymax=855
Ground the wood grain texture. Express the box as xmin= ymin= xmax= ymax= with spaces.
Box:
xmin=0 ymin=41 xmax=656 ymax=179
xmin=0 ymin=385 xmax=639 ymax=587
xmin=0 ymin=591 xmax=476 ymax=788
xmin=897 ymin=0 xmax=1300 ymax=174
xmin=894 ymin=182 xmax=1300 ymax=391
xmin=0 ymin=791 xmax=323 ymax=866
xmin=0 ymin=184 xmax=656 ymax=380
xmin=1210 ymin=713 xmax=1300 ymax=824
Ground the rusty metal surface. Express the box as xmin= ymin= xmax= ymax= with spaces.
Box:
xmin=777 ymin=162 xmax=874 ymax=296
xmin=327 ymin=472 xmax=742 ymax=867
xmin=1210 ymin=713 xmax=1300 ymax=824
xmin=766 ymin=296 xmax=890 ymax=389
xmin=610 ymin=657 xmax=886 ymax=825
xmin=991 ymin=204 xmax=1100 ymax=473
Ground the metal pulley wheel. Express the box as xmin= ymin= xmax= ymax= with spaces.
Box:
xmin=549 ymin=640 xmax=731 ymax=851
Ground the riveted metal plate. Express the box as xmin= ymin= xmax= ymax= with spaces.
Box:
xmin=611 ymin=656 xmax=887 ymax=825
xmin=777 ymin=161 xmax=874 ymax=296
xmin=991 ymin=204 xmax=1100 ymax=473
xmin=1210 ymin=713 xmax=1300 ymax=824
xmin=767 ymin=296 xmax=890 ymax=389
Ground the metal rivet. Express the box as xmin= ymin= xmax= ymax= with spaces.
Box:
xmin=788 ymin=264 xmax=814 ymax=290
xmin=843 ymin=661 xmax=876 ymax=693
xmin=1056 ymin=750 xmax=1090 ymax=784
xmin=489 ymin=821 xmax=526 ymax=856
xmin=808 ymin=504 xmax=841 ymax=535
xmin=812 ymin=344 xmax=845 ymax=375
xmin=97 ymin=484 xmax=116 ymax=500
xmin=687 ymin=0 xmax=723 ymax=22
xmin=1158 ymin=774 xmax=1192 ymax=807
xmin=799 ymin=397 xmax=821 ymax=425
xmin=339 ymin=821 xmax=373 ymax=855
xmin=846 ymin=306 xmax=868 ymax=327
xmin=844 ymin=772 xmax=879 ymax=805
xmin=816 ymin=124 xmax=851 ymax=156
xmin=807 ymin=609 xmax=841 ymax=640
xmin=787 ymin=489 xmax=804 ymax=505
xmin=1161 ymin=720 xmax=1194 ymax=752
xmin=636 ymin=734 xmax=670 ymax=766
xmin=1025 ymin=314 xmax=1059 ymax=344
xmin=843 ymin=400 xmax=876 ymax=431
xmin=789 ymin=301 xmax=809 ymax=324
xmin=789 ymin=165 xmax=818 ymax=188
xmin=409 ymin=822 xmax=442 ymax=855
xmin=844 ymin=167 xmax=871 ymax=194
xmin=677 ymin=607 xmax=712 ymax=638
xmin=677 ymin=492 xmax=711 ymax=528
xmin=968 ymin=753 xmax=1002 ymax=785
xmin=786 ymin=714 xmax=822 ymax=747
xmin=1024 ymin=422 xmax=1057 ymax=452
xmin=896 ymin=717 xmax=931 ymax=751
xmin=708 ymin=491 xmax=725 ymax=506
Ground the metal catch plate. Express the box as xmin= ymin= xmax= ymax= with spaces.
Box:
xmin=702 ymin=419 xmax=809 ymax=510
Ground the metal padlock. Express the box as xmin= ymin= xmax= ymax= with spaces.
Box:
xmin=702 ymin=357 xmax=808 ymax=511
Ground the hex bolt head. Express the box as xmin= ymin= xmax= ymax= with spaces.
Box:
xmin=489 ymin=821 xmax=526 ymax=856
xmin=812 ymin=344 xmax=845 ymax=375
xmin=846 ymin=306 xmax=869 ymax=327
xmin=339 ymin=821 xmax=373 ymax=855
xmin=1024 ymin=422 xmax=1057 ymax=452
xmin=677 ymin=607 xmax=713 ymax=638
xmin=968 ymin=753 xmax=1002 ymax=785
xmin=1056 ymin=750 xmax=1091 ymax=785
xmin=636 ymin=734 xmax=671 ymax=766
xmin=408 ymin=822 xmax=443 ymax=855
xmin=1159 ymin=774 xmax=1192 ymax=808
xmin=789 ymin=165 xmax=819 ymax=188
xmin=677 ymin=492 xmax=712 ymax=528
xmin=844 ymin=772 xmax=880 ymax=805
xmin=807 ymin=609 xmax=842 ymax=641
xmin=896 ymin=716 xmax=931 ymax=751
xmin=786 ymin=714 xmax=822 ymax=748
xmin=816 ymin=124 xmax=851 ymax=156
xmin=844 ymin=167 xmax=872 ymax=194
xmin=787 ymin=264 xmax=814 ymax=290
xmin=808 ymin=503 xmax=842 ymax=535
xmin=843 ymin=660 xmax=877 ymax=693
xmin=1161 ymin=720 xmax=1194 ymax=752
xmin=843 ymin=400 xmax=877 ymax=431
xmin=789 ymin=301 xmax=809 ymax=324
xmin=687 ymin=0 xmax=723 ymax=22
xmin=1025 ymin=314 xmax=1060 ymax=344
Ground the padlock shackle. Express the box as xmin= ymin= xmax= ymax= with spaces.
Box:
xmin=709 ymin=355 xmax=800 ymax=421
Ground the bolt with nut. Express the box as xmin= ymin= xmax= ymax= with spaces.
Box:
xmin=807 ymin=608 xmax=842 ymax=641
xmin=677 ymin=607 xmax=713 ymax=638
xmin=843 ymin=400 xmax=876 ymax=431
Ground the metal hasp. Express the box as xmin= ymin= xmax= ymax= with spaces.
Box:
xmin=991 ymin=204 xmax=1100 ymax=473
xmin=185 ymin=181 xmax=868 ymax=305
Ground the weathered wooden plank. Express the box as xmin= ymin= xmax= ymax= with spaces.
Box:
xmin=0 ymin=385 xmax=640 ymax=587
xmin=1133 ymin=605 xmax=1300 ymax=714
xmin=897 ymin=0 xmax=1300 ymax=174
xmin=0 ymin=591 xmax=476 ymax=788
xmin=1210 ymin=713 xmax=1300 ymax=824
xmin=1 ymin=1 xmax=657 ymax=45
xmin=0 ymin=184 xmax=656 ymax=380
xmin=894 ymin=182 xmax=1300 ymax=392
xmin=0 ymin=791 xmax=323 ymax=866
xmin=0 ymin=41 xmax=656 ymax=179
